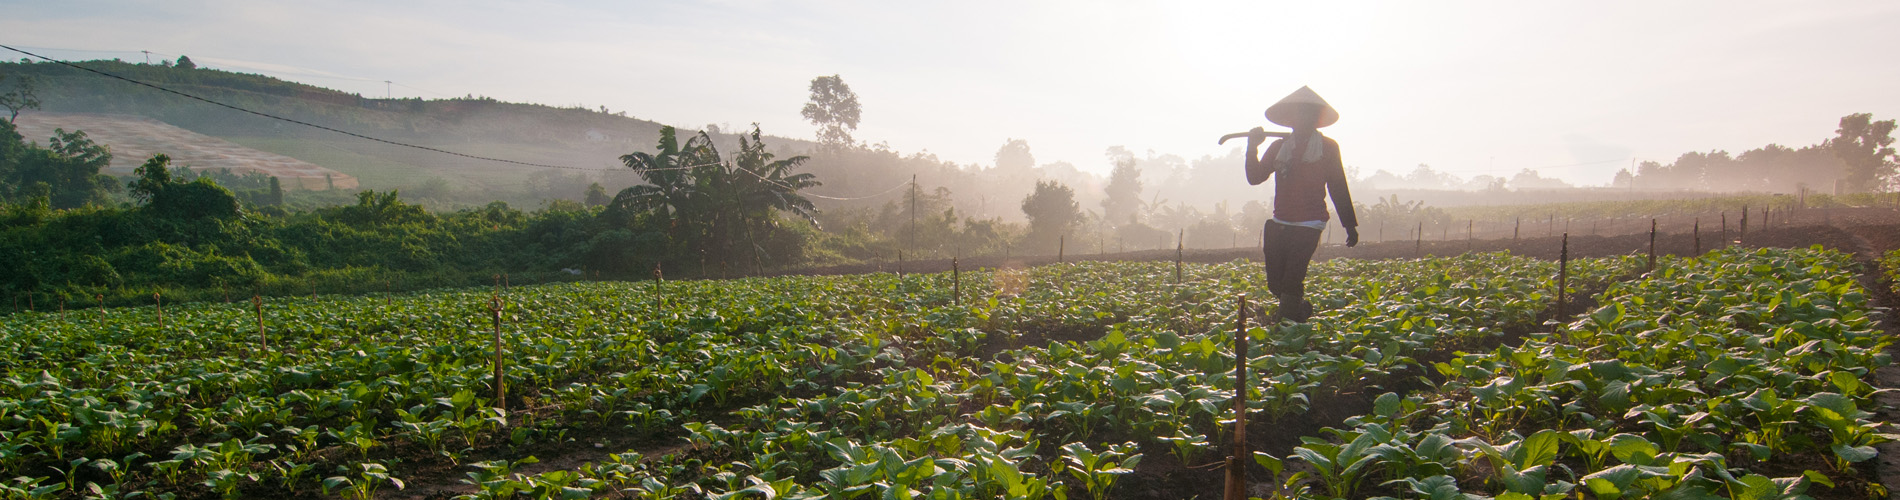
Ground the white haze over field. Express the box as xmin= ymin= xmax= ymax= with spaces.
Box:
xmin=4 ymin=0 xmax=1899 ymax=187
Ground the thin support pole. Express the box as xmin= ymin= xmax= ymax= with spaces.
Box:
xmin=1693 ymin=220 xmax=1701 ymax=256
xmin=1646 ymin=219 xmax=1657 ymax=273
xmin=1175 ymin=230 xmax=1185 ymax=283
xmin=492 ymin=296 xmax=506 ymax=413
xmin=1224 ymin=294 xmax=1250 ymax=500
xmin=254 ymin=295 xmax=268 ymax=353
xmin=653 ymin=263 xmax=665 ymax=310
xmin=952 ymin=257 xmax=961 ymax=306
xmin=1557 ymin=234 xmax=1569 ymax=320
xmin=154 ymin=293 xmax=164 ymax=328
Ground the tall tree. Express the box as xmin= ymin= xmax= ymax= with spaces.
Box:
xmin=175 ymin=55 xmax=197 ymax=70
xmin=1101 ymin=156 xmax=1142 ymax=226
xmin=801 ymin=75 xmax=861 ymax=147
xmin=1829 ymin=113 xmax=1898 ymax=192
xmin=994 ymin=139 xmax=1034 ymax=171
xmin=0 ymin=73 xmax=40 ymax=123
xmin=583 ymin=182 xmax=610 ymax=207
xmin=1021 ymin=179 xmax=1079 ymax=253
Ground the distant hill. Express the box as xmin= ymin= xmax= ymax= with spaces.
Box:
xmin=0 ymin=59 xmax=818 ymax=194
xmin=13 ymin=112 xmax=359 ymax=189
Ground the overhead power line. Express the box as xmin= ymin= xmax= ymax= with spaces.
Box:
xmin=1 ymin=43 xmax=615 ymax=172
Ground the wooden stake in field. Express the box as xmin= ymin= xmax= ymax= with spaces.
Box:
xmin=952 ymin=257 xmax=961 ymax=306
xmin=1059 ymin=236 xmax=1065 ymax=263
xmin=1175 ymin=230 xmax=1185 ymax=283
xmin=254 ymin=295 xmax=268 ymax=353
xmin=1467 ymin=220 xmax=1474 ymax=251
xmin=1557 ymin=234 xmax=1569 ymax=320
xmin=652 ymin=263 xmax=665 ymax=310
xmin=385 ymin=280 xmax=393 ymax=307
xmin=1739 ymin=205 xmax=1749 ymax=244
xmin=97 ymin=294 xmax=105 ymax=318
xmin=154 ymin=292 xmax=164 ymax=328
xmin=1513 ymin=217 xmax=1520 ymax=241
xmin=1721 ymin=213 xmax=1728 ymax=247
xmin=1647 ymin=219 xmax=1657 ymax=273
xmin=1693 ymin=220 xmax=1701 ymax=255
xmin=1224 ymin=294 xmax=1250 ymax=500
xmin=491 ymin=296 xmax=506 ymax=413
xmin=1415 ymin=221 xmax=1423 ymax=257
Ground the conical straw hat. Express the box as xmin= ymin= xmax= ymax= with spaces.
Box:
xmin=1265 ymin=86 xmax=1339 ymax=128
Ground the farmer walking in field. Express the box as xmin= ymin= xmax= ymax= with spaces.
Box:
xmin=1240 ymin=86 xmax=1359 ymax=322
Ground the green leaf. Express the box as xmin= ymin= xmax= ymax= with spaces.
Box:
xmin=1801 ymin=470 xmax=1834 ymax=489
xmin=1519 ymin=430 xmax=1562 ymax=469
xmin=1831 ymin=444 xmax=1877 ymax=463
xmin=1373 ymin=392 xmax=1400 ymax=418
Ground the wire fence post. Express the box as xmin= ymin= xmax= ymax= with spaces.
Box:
xmin=1224 ymin=293 xmax=1250 ymax=500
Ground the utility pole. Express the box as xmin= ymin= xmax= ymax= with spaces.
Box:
xmin=141 ymin=50 xmax=152 ymax=64
xmin=384 ymin=81 xmax=392 ymax=99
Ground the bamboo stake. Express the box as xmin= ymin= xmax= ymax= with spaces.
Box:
xmin=1647 ymin=219 xmax=1657 ymax=273
xmin=254 ymin=295 xmax=268 ymax=353
xmin=653 ymin=263 xmax=665 ymax=310
xmin=952 ymin=257 xmax=961 ymax=306
xmin=1224 ymin=294 xmax=1250 ymax=500
xmin=1693 ymin=220 xmax=1701 ymax=256
xmin=1175 ymin=230 xmax=1185 ymax=283
xmin=1557 ymin=234 xmax=1569 ymax=320
xmin=492 ymin=296 xmax=505 ymax=413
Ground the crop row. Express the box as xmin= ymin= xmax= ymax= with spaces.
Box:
xmin=396 ymin=253 xmax=1637 ymax=500
xmin=1282 ymin=247 xmax=1893 ymax=499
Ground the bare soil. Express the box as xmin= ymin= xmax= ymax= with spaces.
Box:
xmin=12 ymin=112 xmax=359 ymax=189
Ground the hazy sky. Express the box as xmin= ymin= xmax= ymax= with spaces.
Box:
xmin=5 ymin=0 xmax=1898 ymax=185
